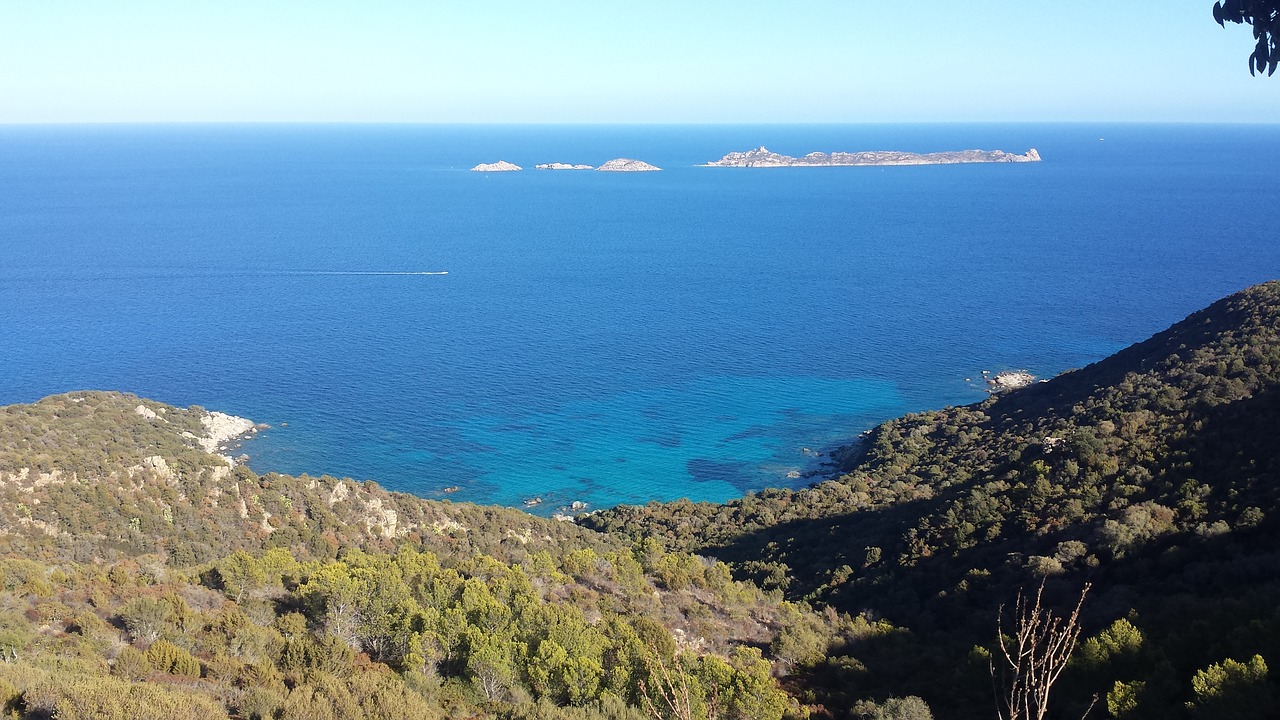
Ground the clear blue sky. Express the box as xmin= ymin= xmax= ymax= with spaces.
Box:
xmin=1 ymin=0 xmax=1276 ymax=123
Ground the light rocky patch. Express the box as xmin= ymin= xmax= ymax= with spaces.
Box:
xmin=506 ymin=528 xmax=533 ymax=544
xmin=134 ymin=404 xmax=159 ymax=420
xmin=329 ymin=481 xmax=350 ymax=506
xmin=139 ymin=455 xmax=176 ymax=483
xmin=361 ymin=497 xmax=401 ymax=539
xmin=17 ymin=517 xmax=59 ymax=537
xmin=30 ymin=470 xmax=67 ymax=489
xmin=199 ymin=411 xmax=257 ymax=456
xmin=988 ymin=370 xmax=1037 ymax=392
xmin=430 ymin=518 xmax=466 ymax=535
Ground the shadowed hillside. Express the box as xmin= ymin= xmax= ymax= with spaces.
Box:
xmin=585 ymin=281 xmax=1280 ymax=718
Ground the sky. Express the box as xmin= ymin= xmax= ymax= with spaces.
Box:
xmin=1 ymin=0 xmax=1277 ymax=124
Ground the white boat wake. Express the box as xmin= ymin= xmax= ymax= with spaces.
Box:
xmin=280 ymin=270 xmax=448 ymax=276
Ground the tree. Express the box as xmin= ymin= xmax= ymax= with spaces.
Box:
xmin=467 ymin=631 xmax=520 ymax=701
xmin=1213 ymin=0 xmax=1280 ymax=75
xmin=217 ymin=550 xmax=265 ymax=603
xmin=1188 ymin=654 xmax=1274 ymax=719
xmin=146 ymin=638 xmax=202 ymax=677
xmin=992 ymin=582 xmax=1092 ymax=720
xmin=111 ymin=646 xmax=152 ymax=681
xmin=119 ymin=596 xmax=170 ymax=644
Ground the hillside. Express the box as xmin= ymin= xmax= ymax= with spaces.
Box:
xmin=585 ymin=281 xmax=1280 ymax=718
xmin=0 ymin=392 xmax=814 ymax=720
xmin=1 ymin=283 xmax=1279 ymax=719
xmin=0 ymin=391 xmax=615 ymax=565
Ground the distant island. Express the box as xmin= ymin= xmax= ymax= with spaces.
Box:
xmin=470 ymin=160 xmax=522 ymax=172
xmin=472 ymin=159 xmax=661 ymax=172
xmin=535 ymin=162 xmax=594 ymax=170
xmin=702 ymin=146 xmax=1041 ymax=167
xmin=597 ymin=158 xmax=661 ymax=172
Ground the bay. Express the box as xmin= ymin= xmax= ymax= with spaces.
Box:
xmin=1 ymin=123 xmax=1277 ymax=513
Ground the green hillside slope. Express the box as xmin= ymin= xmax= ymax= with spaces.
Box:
xmin=0 ymin=392 xmax=808 ymax=720
xmin=2 ymin=282 xmax=1279 ymax=719
xmin=585 ymin=281 xmax=1280 ymax=718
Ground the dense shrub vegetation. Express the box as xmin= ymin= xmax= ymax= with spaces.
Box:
xmin=586 ymin=281 xmax=1280 ymax=718
xmin=2 ymin=282 xmax=1280 ymax=717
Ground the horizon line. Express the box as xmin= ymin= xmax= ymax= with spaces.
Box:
xmin=4 ymin=119 xmax=1280 ymax=128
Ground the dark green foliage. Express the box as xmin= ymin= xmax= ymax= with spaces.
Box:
xmin=587 ymin=281 xmax=1280 ymax=718
xmin=1188 ymin=654 xmax=1274 ymax=718
xmin=1213 ymin=0 xmax=1280 ymax=75
xmin=109 ymin=645 xmax=151 ymax=681
xmin=0 ymin=526 xmax=798 ymax=719
xmin=145 ymin=638 xmax=201 ymax=677
xmin=118 ymin=596 xmax=169 ymax=643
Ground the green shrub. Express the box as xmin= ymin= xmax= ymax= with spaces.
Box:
xmin=110 ymin=645 xmax=152 ymax=681
xmin=146 ymin=639 xmax=201 ymax=678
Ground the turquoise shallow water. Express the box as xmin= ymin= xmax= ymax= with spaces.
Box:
xmin=450 ymin=376 xmax=904 ymax=509
xmin=2 ymin=124 xmax=1279 ymax=514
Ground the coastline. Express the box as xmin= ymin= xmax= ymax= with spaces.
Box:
xmin=195 ymin=411 xmax=263 ymax=465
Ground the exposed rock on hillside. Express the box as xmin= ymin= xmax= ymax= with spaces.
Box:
xmin=0 ymin=392 xmax=609 ymax=564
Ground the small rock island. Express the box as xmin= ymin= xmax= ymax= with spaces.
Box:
xmin=703 ymin=146 xmax=1041 ymax=167
xmin=535 ymin=162 xmax=595 ymax=170
xmin=597 ymin=158 xmax=661 ymax=172
xmin=471 ymin=160 xmax=522 ymax=172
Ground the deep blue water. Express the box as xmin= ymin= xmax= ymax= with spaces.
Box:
xmin=2 ymin=124 xmax=1278 ymax=513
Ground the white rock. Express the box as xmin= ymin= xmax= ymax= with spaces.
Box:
xmin=142 ymin=455 xmax=175 ymax=482
xmin=597 ymin=158 xmax=661 ymax=172
xmin=988 ymin=371 xmax=1036 ymax=391
xmin=198 ymin=411 xmax=257 ymax=455
xmin=471 ymin=160 xmax=522 ymax=172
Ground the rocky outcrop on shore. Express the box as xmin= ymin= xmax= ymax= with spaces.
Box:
xmin=597 ymin=158 xmax=661 ymax=172
xmin=535 ymin=162 xmax=595 ymax=170
xmin=703 ymin=146 xmax=1041 ymax=167
xmin=173 ymin=410 xmax=262 ymax=466
xmin=471 ymin=160 xmax=523 ymax=172
xmin=987 ymin=370 xmax=1037 ymax=391
xmin=198 ymin=411 xmax=258 ymax=453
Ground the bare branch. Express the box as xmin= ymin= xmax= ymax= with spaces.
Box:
xmin=991 ymin=581 xmax=1091 ymax=720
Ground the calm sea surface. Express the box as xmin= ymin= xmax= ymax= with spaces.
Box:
xmin=2 ymin=124 xmax=1278 ymax=513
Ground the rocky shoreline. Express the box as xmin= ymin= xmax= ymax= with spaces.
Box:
xmin=177 ymin=409 xmax=263 ymax=465
xmin=986 ymin=370 xmax=1037 ymax=392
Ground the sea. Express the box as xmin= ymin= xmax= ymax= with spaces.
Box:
xmin=2 ymin=123 xmax=1278 ymax=514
